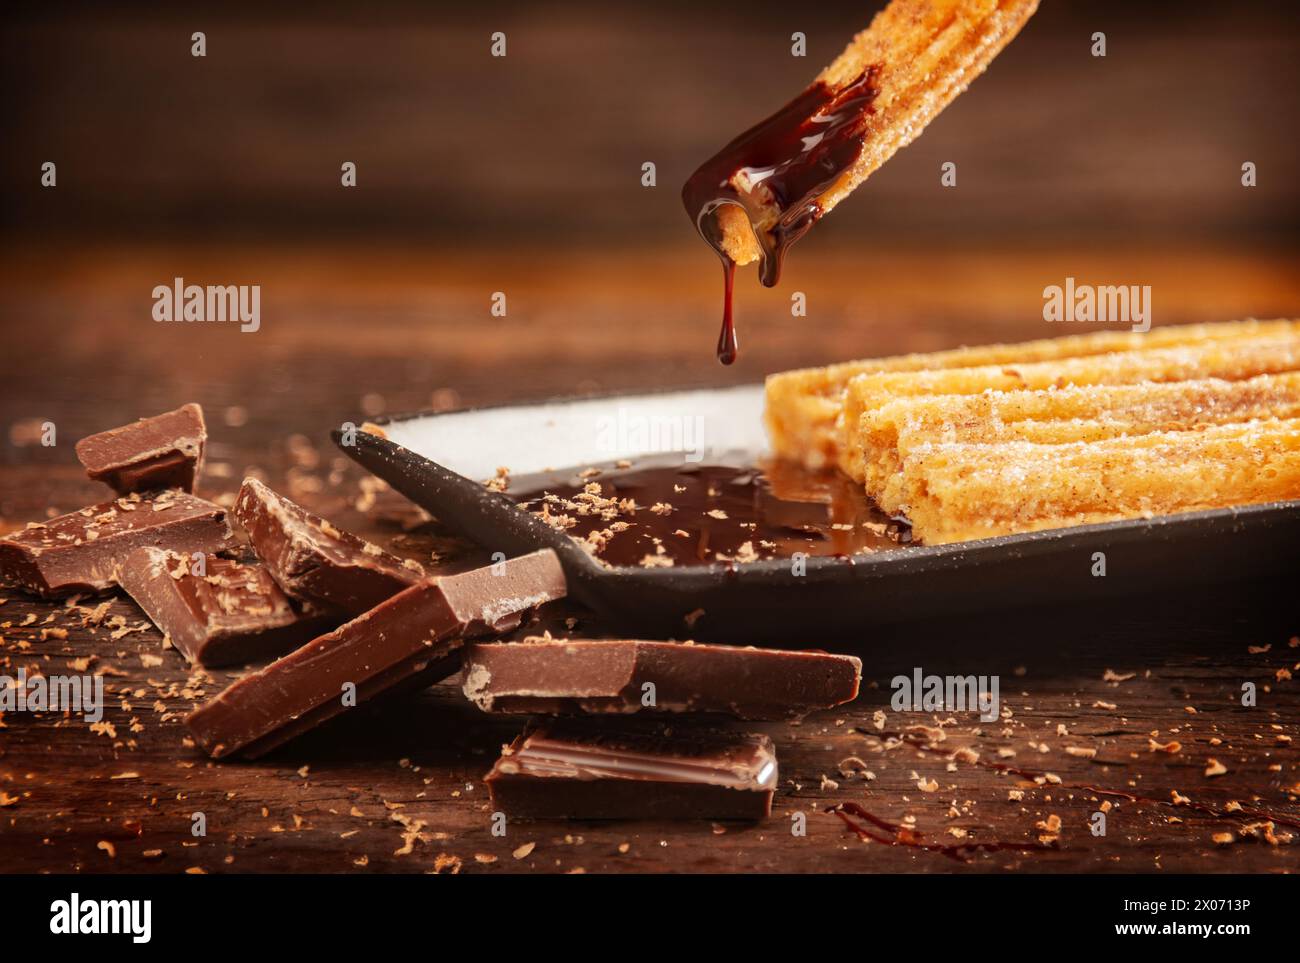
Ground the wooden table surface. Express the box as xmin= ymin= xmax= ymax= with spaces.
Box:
xmin=2 ymin=243 xmax=1298 ymax=874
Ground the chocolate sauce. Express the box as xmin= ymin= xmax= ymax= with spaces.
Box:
xmin=682 ymin=67 xmax=881 ymax=364
xmin=827 ymin=802 xmax=1056 ymax=862
xmin=509 ymin=454 xmax=909 ymax=569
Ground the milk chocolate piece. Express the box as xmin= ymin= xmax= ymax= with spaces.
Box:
xmin=117 ymin=547 xmax=337 ymax=667
xmin=75 ymin=403 xmax=207 ymax=494
xmin=234 ymin=477 xmax=423 ymax=615
xmin=186 ymin=548 xmax=566 ymax=759
xmin=485 ymin=718 xmax=777 ymax=820
xmin=463 ymin=638 xmax=861 ymax=720
xmin=0 ymin=491 xmax=235 ymax=597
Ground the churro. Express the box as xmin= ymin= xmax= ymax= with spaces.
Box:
xmin=838 ymin=334 xmax=1300 ymax=482
xmin=684 ymin=0 xmax=1039 ymax=363
xmin=763 ymin=318 xmax=1300 ymax=544
xmin=891 ymin=418 xmax=1300 ymax=545
xmin=765 ymin=318 xmax=1300 ymax=470
xmin=862 ymin=373 xmax=1300 ymax=499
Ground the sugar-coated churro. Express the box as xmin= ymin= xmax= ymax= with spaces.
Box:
xmin=891 ymin=418 xmax=1300 ymax=545
xmin=861 ymin=373 xmax=1300 ymax=499
xmin=764 ymin=318 xmax=1300 ymax=471
xmin=764 ymin=318 xmax=1300 ymax=545
xmin=838 ymin=334 xmax=1300 ymax=481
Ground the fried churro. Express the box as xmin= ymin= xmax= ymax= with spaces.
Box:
xmin=838 ymin=333 xmax=1300 ymax=482
xmin=684 ymin=0 xmax=1039 ymax=363
xmin=862 ymin=373 xmax=1300 ymax=499
xmin=763 ymin=318 xmax=1300 ymax=545
xmin=892 ymin=418 xmax=1300 ymax=545
xmin=765 ymin=318 xmax=1300 ymax=471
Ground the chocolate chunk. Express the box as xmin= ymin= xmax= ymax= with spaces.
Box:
xmin=117 ymin=547 xmax=338 ymax=667
xmin=186 ymin=548 xmax=567 ymax=759
xmin=75 ymin=403 xmax=207 ymax=494
xmin=234 ymin=477 xmax=423 ymax=615
xmin=463 ymin=638 xmax=861 ymax=720
xmin=485 ymin=718 xmax=777 ymax=820
xmin=0 ymin=491 xmax=234 ymax=597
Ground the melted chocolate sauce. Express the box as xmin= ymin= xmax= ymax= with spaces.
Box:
xmin=509 ymin=454 xmax=909 ymax=569
xmin=682 ymin=67 xmax=881 ymax=364
xmin=827 ymin=802 xmax=1056 ymax=862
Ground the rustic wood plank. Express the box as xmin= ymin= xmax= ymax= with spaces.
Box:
xmin=3 ymin=558 xmax=1297 ymax=873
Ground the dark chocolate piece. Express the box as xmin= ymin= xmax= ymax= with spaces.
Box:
xmin=117 ymin=547 xmax=338 ymax=667
xmin=75 ymin=403 xmax=207 ymax=494
xmin=485 ymin=718 xmax=777 ymax=820
xmin=186 ymin=548 xmax=567 ymax=759
xmin=0 ymin=491 xmax=234 ymax=597
xmin=234 ymin=477 xmax=424 ymax=615
xmin=682 ymin=68 xmax=881 ymax=363
xmin=463 ymin=638 xmax=861 ymax=720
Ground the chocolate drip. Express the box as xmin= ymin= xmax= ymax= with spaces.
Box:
xmin=682 ymin=67 xmax=881 ymax=363
xmin=717 ymin=259 xmax=738 ymax=365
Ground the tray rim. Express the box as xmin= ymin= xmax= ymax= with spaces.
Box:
xmin=364 ymin=382 xmax=765 ymax=430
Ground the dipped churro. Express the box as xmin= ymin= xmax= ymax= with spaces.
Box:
xmin=684 ymin=0 xmax=1039 ymax=363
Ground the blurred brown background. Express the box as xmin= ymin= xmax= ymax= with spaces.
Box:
xmin=2 ymin=0 xmax=1299 ymax=486
xmin=6 ymin=0 xmax=1300 ymax=244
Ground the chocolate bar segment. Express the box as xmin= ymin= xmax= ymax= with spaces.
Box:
xmin=75 ymin=403 xmax=207 ymax=494
xmin=117 ymin=547 xmax=337 ymax=667
xmin=485 ymin=719 xmax=777 ymax=820
xmin=235 ymin=477 xmax=423 ymax=615
xmin=186 ymin=548 xmax=566 ymax=759
xmin=463 ymin=638 xmax=861 ymax=720
xmin=0 ymin=491 xmax=234 ymax=596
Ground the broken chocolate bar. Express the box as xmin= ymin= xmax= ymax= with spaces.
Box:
xmin=117 ymin=547 xmax=337 ymax=667
xmin=75 ymin=403 xmax=207 ymax=494
xmin=485 ymin=718 xmax=777 ymax=820
xmin=235 ymin=477 xmax=423 ymax=615
xmin=0 ymin=491 xmax=234 ymax=596
xmin=186 ymin=548 xmax=567 ymax=759
xmin=463 ymin=638 xmax=861 ymax=720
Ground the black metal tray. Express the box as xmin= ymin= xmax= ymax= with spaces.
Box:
xmin=335 ymin=385 xmax=1300 ymax=644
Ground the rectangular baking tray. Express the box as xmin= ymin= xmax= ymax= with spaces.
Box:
xmin=335 ymin=385 xmax=1300 ymax=644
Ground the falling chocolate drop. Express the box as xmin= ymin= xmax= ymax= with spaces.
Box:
xmin=717 ymin=259 xmax=738 ymax=365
